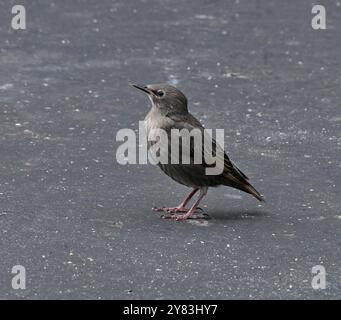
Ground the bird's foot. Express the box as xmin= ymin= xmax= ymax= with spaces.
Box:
xmin=161 ymin=207 xmax=209 ymax=221
xmin=152 ymin=206 xmax=188 ymax=213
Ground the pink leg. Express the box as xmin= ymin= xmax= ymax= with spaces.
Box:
xmin=153 ymin=188 xmax=199 ymax=213
xmin=168 ymin=188 xmax=208 ymax=221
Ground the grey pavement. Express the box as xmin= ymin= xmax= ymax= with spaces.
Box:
xmin=0 ymin=0 xmax=340 ymax=299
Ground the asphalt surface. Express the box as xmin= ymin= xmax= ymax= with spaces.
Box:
xmin=0 ymin=0 xmax=340 ymax=299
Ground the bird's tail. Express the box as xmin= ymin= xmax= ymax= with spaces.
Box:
xmin=242 ymin=183 xmax=265 ymax=202
xmin=222 ymin=164 xmax=265 ymax=202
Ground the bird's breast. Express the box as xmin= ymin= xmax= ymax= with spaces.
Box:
xmin=144 ymin=110 xmax=173 ymax=137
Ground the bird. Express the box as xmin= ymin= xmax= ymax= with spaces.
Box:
xmin=132 ymin=83 xmax=264 ymax=220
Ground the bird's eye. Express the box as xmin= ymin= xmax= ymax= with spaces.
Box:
xmin=156 ymin=90 xmax=164 ymax=97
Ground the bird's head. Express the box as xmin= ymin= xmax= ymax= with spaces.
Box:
xmin=131 ymin=83 xmax=188 ymax=116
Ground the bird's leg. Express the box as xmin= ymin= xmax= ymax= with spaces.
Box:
xmin=165 ymin=188 xmax=199 ymax=213
xmin=166 ymin=188 xmax=208 ymax=221
xmin=153 ymin=188 xmax=199 ymax=213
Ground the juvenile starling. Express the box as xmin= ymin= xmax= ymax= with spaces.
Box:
xmin=132 ymin=83 xmax=264 ymax=220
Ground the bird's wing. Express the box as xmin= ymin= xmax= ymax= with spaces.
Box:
xmin=167 ymin=113 xmax=249 ymax=181
xmin=166 ymin=113 xmax=265 ymax=201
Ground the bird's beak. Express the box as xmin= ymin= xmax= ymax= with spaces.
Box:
xmin=131 ymin=83 xmax=152 ymax=95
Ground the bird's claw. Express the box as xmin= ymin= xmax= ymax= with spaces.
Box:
xmin=161 ymin=214 xmax=187 ymax=220
xmin=161 ymin=210 xmax=210 ymax=221
xmin=152 ymin=206 xmax=187 ymax=213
